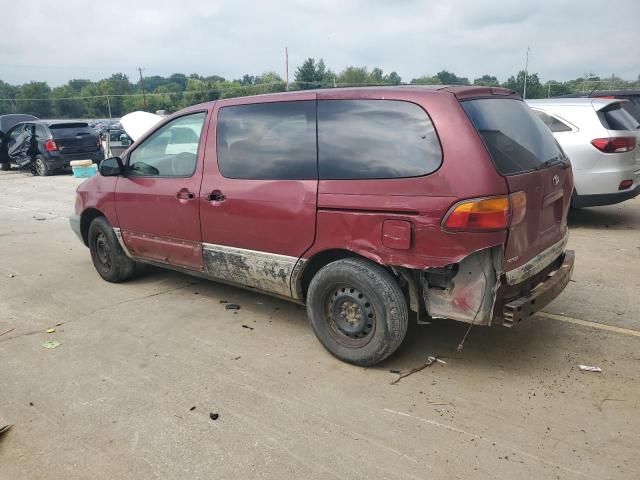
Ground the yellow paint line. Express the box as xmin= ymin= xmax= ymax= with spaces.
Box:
xmin=538 ymin=312 xmax=640 ymax=338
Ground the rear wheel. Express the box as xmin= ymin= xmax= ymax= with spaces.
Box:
xmin=306 ymin=258 xmax=408 ymax=366
xmin=88 ymin=216 xmax=136 ymax=282
xmin=33 ymin=155 xmax=51 ymax=176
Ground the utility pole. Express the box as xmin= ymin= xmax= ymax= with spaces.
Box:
xmin=547 ymin=81 xmax=552 ymax=98
xmin=106 ymin=95 xmax=112 ymax=119
xmin=138 ymin=67 xmax=147 ymax=109
xmin=285 ymin=47 xmax=289 ymax=91
xmin=522 ymin=46 xmax=530 ymax=100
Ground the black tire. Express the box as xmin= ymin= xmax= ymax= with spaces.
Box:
xmin=34 ymin=155 xmax=51 ymax=176
xmin=88 ymin=216 xmax=136 ymax=282
xmin=306 ymin=258 xmax=408 ymax=366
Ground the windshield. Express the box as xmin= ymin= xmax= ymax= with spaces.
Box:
xmin=462 ymin=98 xmax=565 ymax=175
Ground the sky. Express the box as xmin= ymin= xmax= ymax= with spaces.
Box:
xmin=1 ymin=0 xmax=639 ymax=86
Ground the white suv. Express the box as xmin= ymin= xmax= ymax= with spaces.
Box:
xmin=527 ymin=98 xmax=640 ymax=208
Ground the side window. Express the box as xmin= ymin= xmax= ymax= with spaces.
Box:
xmin=128 ymin=112 xmax=206 ymax=177
xmin=216 ymin=101 xmax=317 ymax=180
xmin=533 ymin=110 xmax=572 ymax=132
xmin=35 ymin=124 xmax=49 ymax=139
xmin=317 ymin=100 xmax=442 ymax=180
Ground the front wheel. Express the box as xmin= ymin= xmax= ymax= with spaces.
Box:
xmin=88 ymin=216 xmax=136 ymax=282
xmin=306 ymin=258 xmax=408 ymax=366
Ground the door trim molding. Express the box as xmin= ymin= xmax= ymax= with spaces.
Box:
xmin=202 ymin=242 xmax=304 ymax=299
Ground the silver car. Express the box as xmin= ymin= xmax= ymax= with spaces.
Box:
xmin=527 ymin=98 xmax=640 ymax=207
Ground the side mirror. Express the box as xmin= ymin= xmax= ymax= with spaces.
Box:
xmin=99 ymin=157 xmax=123 ymax=176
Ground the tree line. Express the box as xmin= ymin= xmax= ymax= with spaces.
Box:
xmin=0 ymin=57 xmax=637 ymax=119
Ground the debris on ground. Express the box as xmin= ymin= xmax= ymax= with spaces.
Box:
xmin=579 ymin=364 xmax=602 ymax=373
xmin=42 ymin=340 xmax=61 ymax=349
xmin=0 ymin=425 xmax=12 ymax=437
xmin=209 ymin=413 xmax=219 ymax=421
xmin=242 ymin=325 xmax=254 ymax=330
xmin=225 ymin=304 xmax=241 ymax=310
xmin=219 ymin=300 xmax=228 ymax=304
xmin=32 ymin=216 xmax=46 ymax=221
xmin=390 ymin=356 xmax=446 ymax=385
xmin=45 ymin=328 xmax=56 ymax=333
xmin=8 ymin=273 xmax=15 ymax=278
xmin=233 ymin=356 xmax=241 ymax=360
xmin=0 ymin=327 xmax=15 ymax=337
xmin=189 ymin=406 xmax=196 ymax=411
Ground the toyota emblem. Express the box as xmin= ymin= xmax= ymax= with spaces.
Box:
xmin=552 ymin=174 xmax=560 ymax=186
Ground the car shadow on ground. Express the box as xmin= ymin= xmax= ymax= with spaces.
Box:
xmin=129 ymin=264 xmax=566 ymax=377
xmin=568 ymin=205 xmax=639 ymax=229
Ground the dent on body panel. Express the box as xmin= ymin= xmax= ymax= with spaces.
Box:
xmin=203 ymin=244 xmax=297 ymax=298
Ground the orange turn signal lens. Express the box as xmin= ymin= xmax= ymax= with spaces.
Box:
xmin=443 ymin=192 xmax=527 ymax=232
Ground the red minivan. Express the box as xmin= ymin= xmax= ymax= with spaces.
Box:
xmin=71 ymin=86 xmax=575 ymax=366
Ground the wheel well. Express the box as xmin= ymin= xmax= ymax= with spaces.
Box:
xmin=80 ymin=208 xmax=104 ymax=245
xmin=298 ymin=249 xmax=401 ymax=301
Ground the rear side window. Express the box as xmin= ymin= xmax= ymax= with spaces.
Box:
xmin=532 ymin=110 xmax=572 ymax=132
xmin=462 ymin=99 xmax=564 ymax=175
xmin=217 ymin=101 xmax=317 ymax=180
xmin=597 ymin=103 xmax=640 ymax=131
xmin=35 ymin=124 xmax=49 ymax=139
xmin=317 ymin=100 xmax=441 ymax=179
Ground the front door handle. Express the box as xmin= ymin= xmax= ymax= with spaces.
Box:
xmin=205 ymin=190 xmax=226 ymax=202
xmin=176 ymin=189 xmax=195 ymax=200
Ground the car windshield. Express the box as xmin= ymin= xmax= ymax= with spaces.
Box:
xmin=462 ymin=98 xmax=565 ymax=175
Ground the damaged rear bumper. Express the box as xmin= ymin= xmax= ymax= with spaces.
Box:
xmin=501 ymin=250 xmax=574 ymax=326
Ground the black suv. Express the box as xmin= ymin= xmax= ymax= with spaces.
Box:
xmin=0 ymin=119 xmax=103 ymax=176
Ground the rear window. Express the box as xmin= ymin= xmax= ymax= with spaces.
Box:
xmin=317 ymin=100 xmax=442 ymax=179
xmin=597 ymin=103 xmax=640 ymax=131
xmin=462 ymin=99 xmax=564 ymax=175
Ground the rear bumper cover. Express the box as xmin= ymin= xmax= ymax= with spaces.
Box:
xmin=502 ymin=250 xmax=574 ymax=327
xmin=572 ymin=184 xmax=640 ymax=208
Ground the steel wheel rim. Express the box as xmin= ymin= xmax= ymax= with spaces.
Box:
xmin=94 ymin=232 xmax=111 ymax=269
xmin=325 ymin=284 xmax=376 ymax=348
xmin=36 ymin=160 xmax=44 ymax=176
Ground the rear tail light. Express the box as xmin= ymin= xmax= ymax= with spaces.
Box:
xmin=44 ymin=139 xmax=58 ymax=152
xmin=442 ymin=191 xmax=527 ymax=232
xmin=619 ymin=180 xmax=633 ymax=190
xmin=591 ymin=137 xmax=636 ymax=153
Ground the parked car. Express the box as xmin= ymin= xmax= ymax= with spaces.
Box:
xmin=70 ymin=86 xmax=575 ymax=365
xmin=101 ymin=128 xmax=132 ymax=158
xmin=0 ymin=114 xmax=39 ymax=170
xmin=527 ymin=98 xmax=640 ymax=208
xmin=0 ymin=120 xmax=103 ymax=176
xmin=558 ymin=89 xmax=640 ymax=123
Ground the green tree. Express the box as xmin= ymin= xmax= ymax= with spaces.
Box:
xmin=384 ymin=71 xmax=402 ymax=85
xmin=16 ymin=82 xmax=52 ymax=118
xmin=338 ymin=66 xmax=369 ymax=85
xmin=411 ymin=75 xmax=441 ymax=85
xmin=503 ymin=71 xmax=544 ymax=98
xmin=52 ymin=85 xmax=86 ymax=118
xmin=0 ymin=80 xmax=17 ymax=115
xmin=436 ymin=70 xmax=469 ymax=85
xmin=473 ymin=75 xmax=499 ymax=86
xmin=294 ymin=58 xmax=334 ymax=89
